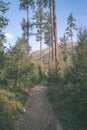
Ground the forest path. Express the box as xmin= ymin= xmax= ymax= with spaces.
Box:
xmin=15 ymin=84 xmax=63 ymax=130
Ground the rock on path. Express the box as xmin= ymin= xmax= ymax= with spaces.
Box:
xmin=15 ymin=84 xmax=63 ymax=130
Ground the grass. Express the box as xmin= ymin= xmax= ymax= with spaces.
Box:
xmin=0 ymin=85 xmax=30 ymax=130
xmin=47 ymin=81 xmax=87 ymax=130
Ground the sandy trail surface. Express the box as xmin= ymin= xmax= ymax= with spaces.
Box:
xmin=15 ymin=84 xmax=63 ymax=130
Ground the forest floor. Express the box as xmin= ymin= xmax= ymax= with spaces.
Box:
xmin=15 ymin=84 xmax=63 ymax=130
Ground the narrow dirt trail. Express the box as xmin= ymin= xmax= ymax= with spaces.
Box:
xmin=15 ymin=84 xmax=63 ymax=130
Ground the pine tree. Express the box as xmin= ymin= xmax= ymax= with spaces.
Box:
xmin=19 ymin=0 xmax=34 ymax=54
xmin=65 ymin=27 xmax=87 ymax=85
xmin=44 ymin=0 xmax=59 ymax=62
xmin=53 ymin=0 xmax=59 ymax=62
xmin=0 ymin=1 xmax=9 ymax=47
xmin=66 ymin=13 xmax=77 ymax=54
xmin=72 ymin=27 xmax=87 ymax=84
xmin=33 ymin=0 xmax=45 ymax=60
xmin=43 ymin=0 xmax=54 ymax=60
xmin=60 ymin=33 xmax=68 ymax=62
xmin=0 ymin=1 xmax=9 ymax=80
xmin=50 ymin=0 xmax=54 ymax=60
xmin=44 ymin=13 xmax=51 ymax=61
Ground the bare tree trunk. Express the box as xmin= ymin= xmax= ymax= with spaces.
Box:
xmin=71 ymin=35 xmax=73 ymax=54
xmin=50 ymin=0 xmax=54 ymax=60
xmin=53 ymin=0 xmax=59 ymax=62
xmin=49 ymin=45 xmax=51 ymax=62
xmin=27 ymin=4 xmax=29 ymax=54
xmin=17 ymin=59 xmax=21 ymax=87
xmin=40 ymin=38 xmax=42 ymax=60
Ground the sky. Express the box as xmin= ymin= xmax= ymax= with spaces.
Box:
xmin=4 ymin=0 xmax=87 ymax=51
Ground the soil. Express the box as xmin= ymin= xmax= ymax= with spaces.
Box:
xmin=15 ymin=84 xmax=63 ymax=130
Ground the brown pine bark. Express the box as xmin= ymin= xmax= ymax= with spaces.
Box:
xmin=40 ymin=38 xmax=42 ymax=60
xmin=53 ymin=0 xmax=59 ymax=62
xmin=26 ymin=4 xmax=29 ymax=54
xmin=50 ymin=0 xmax=54 ymax=60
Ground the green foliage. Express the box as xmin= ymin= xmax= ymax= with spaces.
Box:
xmin=44 ymin=12 xmax=53 ymax=51
xmin=0 ymin=0 xmax=9 ymax=84
xmin=47 ymin=26 xmax=87 ymax=130
xmin=66 ymin=13 xmax=77 ymax=39
xmin=19 ymin=0 xmax=34 ymax=10
xmin=0 ymin=1 xmax=9 ymax=43
xmin=65 ymin=13 xmax=77 ymax=53
xmin=0 ymin=33 xmax=45 ymax=130
xmin=47 ymin=67 xmax=60 ymax=83
xmin=21 ymin=18 xmax=28 ymax=38
xmin=0 ymin=111 xmax=14 ymax=130
xmin=0 ymin=96 xmax=15 ymax=130
xmin=0 ymin=82 xmax=30 ymax=130
xmin=65 ymin=27 xmax=87 ymax=85
xmin=47 ymin=81 xmax=87 ymax=130
xmin=38 ymin=64 xmax=44 ymax=81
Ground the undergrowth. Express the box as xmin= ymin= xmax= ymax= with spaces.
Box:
xmin=0 ymin=85 xmax=29 ymax=130
xmin=47 ymin=80 xmax=87 ymax=130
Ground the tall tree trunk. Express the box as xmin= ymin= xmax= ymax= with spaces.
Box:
xmin=50 ymin=0 xmax=54 ymax=60
xmin=49 ymin=41 xmax=51 ymax=61
xmin=53 ymin=0 xmax=59 ymax=62
xmin=71 ymin=31 xmax=73 ymax=54
xmin=17 ymin=59 xmax=21 ymax=87
xmin=40 ymin=37 xmax=42 ymax=60
xmin=27 ymin=4 xmax=29 ymax=54
xmin=38 ymin=1 xmax=43 ymax=61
